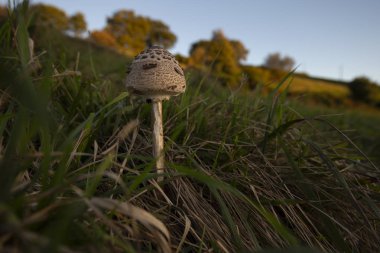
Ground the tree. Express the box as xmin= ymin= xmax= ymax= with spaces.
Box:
xmin=0 ymin=5 xmax=7 ymax=21
xmin=90 ymin=30 xmax=119 ymax=49
xmin=230 ymin=40 xmax=248 ymax=62
xmin=69 ymin=12 xmax=87 ymax=37
xmin=348 ymin=76 xmax=376 ymax=103
xmin=30 ymin=4 xmax=69 ymax=31
xmin=189 ymin=30 xmax=248 ymax=86
xmin=264 ymin=52 xmax=295 ymax=71
xmin=149 ymin=20 xmax=177 ymax=48
xmin=209 ymin=30 xmax=241 ymax=76
xmin=105 ymin=10 xmax=176 ymax=56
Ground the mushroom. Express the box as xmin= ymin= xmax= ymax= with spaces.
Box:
xmin=126 ymin=46 xmax=186 ymax=181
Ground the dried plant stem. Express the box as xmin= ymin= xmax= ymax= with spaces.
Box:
xmin=152 ymin=101 xmax=165 ymax=181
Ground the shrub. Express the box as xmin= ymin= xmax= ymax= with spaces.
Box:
xmin=349 ymin=77 xmax=372 ymax=102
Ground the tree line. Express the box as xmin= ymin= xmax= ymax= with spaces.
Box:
xmin=1 ymin=3 xmax=379 ymax=107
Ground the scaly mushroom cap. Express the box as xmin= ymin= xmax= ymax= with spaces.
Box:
xmin=126 ymin=46 xmax=186 ymax=101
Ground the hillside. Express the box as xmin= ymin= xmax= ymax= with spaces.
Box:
xmin=14 ymin=25 xmax=380 ymax=177
xmin=269 ymin=75 xmax=350 ymax=101
xmin=29 ymin=29 xmax=380 ymax=200
xmin=290 ymin=75 xmax=349 ymax=98
xmin=34 ymin=29 xmax=130 ymax=84
xmin=1 ymin=12 xmax=380 ymax=253
xmin=36 ymin=31 xmax=378 ymax=111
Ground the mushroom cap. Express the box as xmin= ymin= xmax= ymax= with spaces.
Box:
xmin=125 ymin=46 xmax=186 ymax=101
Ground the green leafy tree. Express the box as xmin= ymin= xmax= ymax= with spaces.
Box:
xmin=105 ymin=10 xmax=176 ymax=56
xmin=30 ymin=4 xmax=69 ymax=31
xmin=189 ymin=30 xmax=248 ymax=86
xmin=69 ymin=12 xmax=87 ymax=37
xmin=264 ymin=52 xmax=295 ymax=71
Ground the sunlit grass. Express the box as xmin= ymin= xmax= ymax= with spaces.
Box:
xmin=289 ymin=76 xmax=350 ymax=98
xmin=266 ymin=75 xmax=349 ymax=101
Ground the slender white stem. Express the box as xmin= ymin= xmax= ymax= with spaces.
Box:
xmin=152 ymin=101 xmax=164 ymax=181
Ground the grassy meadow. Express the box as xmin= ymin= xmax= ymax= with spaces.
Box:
xmin=285 ymin=76 xmax=349 ymax=99
xmin=1 ymin=4 xmax=380 ymax=253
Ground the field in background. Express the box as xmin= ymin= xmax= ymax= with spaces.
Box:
xmin=289 ymin=76 xmax=349 ymax=99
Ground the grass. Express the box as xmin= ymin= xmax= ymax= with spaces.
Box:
xmin=1 ymin=4 xmax=380 ymax=253
xmin=287 ymin=100 xmax=380 ymax=166
xmin=287 ymin=76 xmax=349 ymax=99
xmin=33 ymin=28 xmax=130 ymax=83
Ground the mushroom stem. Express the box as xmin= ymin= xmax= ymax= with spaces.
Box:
xmin=152 ymin=100 xmax=164 ymax=181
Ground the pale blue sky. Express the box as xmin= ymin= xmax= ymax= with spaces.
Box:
xmin=3 ymin=0 xmax=380 ymax=82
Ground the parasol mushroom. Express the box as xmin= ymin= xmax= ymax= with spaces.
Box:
xmin=126 ymin=46 xmax=186 ymax=181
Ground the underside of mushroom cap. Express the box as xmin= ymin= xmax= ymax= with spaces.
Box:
xmin=126 ymin=46 xmax=186 ymax=101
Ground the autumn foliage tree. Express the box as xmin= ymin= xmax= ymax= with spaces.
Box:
xmin=30 ymin=4 xmax=69 ymax=31
xmin=29 ymin=4 xmax=88 ymax=38
xmin=0 ymin=5 xmax=7 ymax=21
xmin=230 ymin=40 xmax=248 ymax=62
xmin=104 ymin=10 xmax=176 ymax=56
xmin=90 ymin=30 xmax=119 ymax=49
xmin=189 ymin=30 xmax=248 ymax=86
xmin=69 ymin=12 xmax=87 ymax=37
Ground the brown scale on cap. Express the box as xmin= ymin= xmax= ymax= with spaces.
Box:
xmin=125 ymin=46 xmax=186 ymax=101
xmin=174 ymin=67 xmax=184 ymax=76
xmin=142 ymin=63 xmax=157 ymax=70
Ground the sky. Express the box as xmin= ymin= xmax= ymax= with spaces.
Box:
xmin=3 ymin=0 xmax=380 ymax=82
